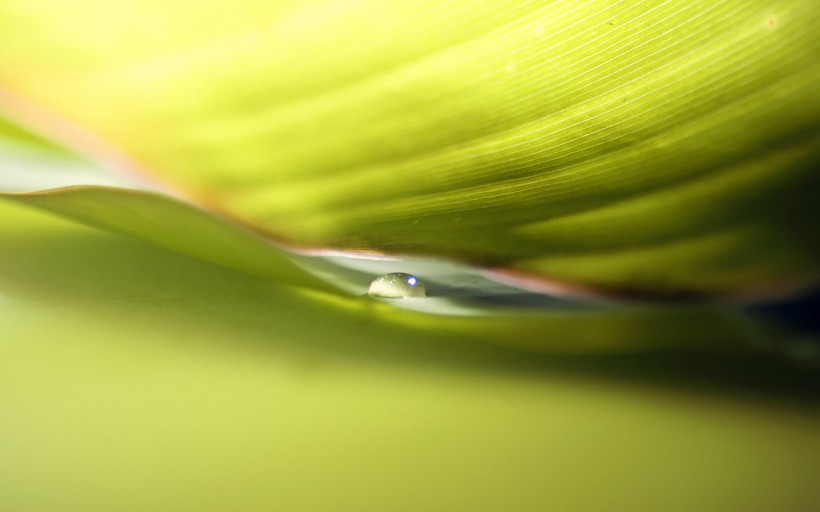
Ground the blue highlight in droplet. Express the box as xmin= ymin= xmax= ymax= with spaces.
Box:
xmin=368 ymin=272 xmax=427 ymax=298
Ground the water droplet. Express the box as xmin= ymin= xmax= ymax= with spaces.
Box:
xmin=368 ymin=272 xmax=426 ymax=298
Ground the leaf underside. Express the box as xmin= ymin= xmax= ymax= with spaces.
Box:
xmin=0 ymin=0 xmax=819 ymax=298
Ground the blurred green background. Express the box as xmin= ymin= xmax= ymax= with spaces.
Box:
xmin=2 ymin=195 xmax=819 ymax=512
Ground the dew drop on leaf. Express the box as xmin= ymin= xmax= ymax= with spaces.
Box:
xmin=368 ymin=273 xmax=426 ymax=298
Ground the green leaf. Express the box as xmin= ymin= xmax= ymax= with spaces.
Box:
xmin=1 ymin=188 xmax=754 ymax=354
xmin=0 ymin=186 xmax=344 ymax=294
xmin=1 ymin=0 xmax=818 ymax=297
xmin=2 ymin=192 xmax=820 ymax=512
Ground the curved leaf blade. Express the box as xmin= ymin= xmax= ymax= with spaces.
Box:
xmin=0 ymin=194 xmax=753 ymax=356
xmin=3 ymin=197 xmax=819 ymax=512
xmin=0 ymin=186 xmax=345 ymax=295
xmin=1 ymin=0 xmax=818 ymax=297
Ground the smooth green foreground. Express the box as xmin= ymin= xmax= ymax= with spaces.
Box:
xmin=1 ymin=196 xmax=818 ymax=512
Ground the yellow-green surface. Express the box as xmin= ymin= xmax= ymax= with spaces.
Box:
xmin=2 ymin=191 xmax=820 ymax=512
xmin=1 ymin=2 xmax=820 ymax=509
xmin=1 ymin=0 xmax=818 ymax=297
xmin=1 ymin=186 xmax=342 ymax=294
xmin=0 ymin=186 xmax=758 ymax=355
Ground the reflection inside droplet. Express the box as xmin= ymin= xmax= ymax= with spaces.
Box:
xmin=368 ymin=272 xmax=426 ymax=298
